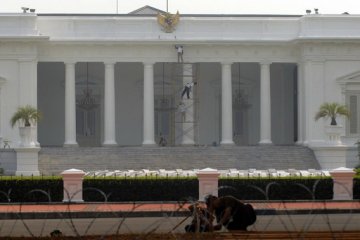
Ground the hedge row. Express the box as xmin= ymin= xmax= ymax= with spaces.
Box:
xmin=218 ymin=178 xmax=333 ymax=200
xmin=83 ymin=178 xmax=198 ymax=202
xmin=0 ymin=178 xmax=63 ymax=202
xmin=0 ymin=177 xmax=359 ymax=203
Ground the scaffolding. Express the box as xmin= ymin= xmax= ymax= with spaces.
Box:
xmin=155 ymin=62 xmax=200 ymax=146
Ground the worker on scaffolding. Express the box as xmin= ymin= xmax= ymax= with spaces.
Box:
xmin=175 ymin=45 xmax=184 ymax=63
xmin=178 ymin=101 xmax=186 ymax=122
xmin=181 ymin=82 xmax=197 ymax=99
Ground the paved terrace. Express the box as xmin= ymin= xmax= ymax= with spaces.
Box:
xmin=0 ymin=201 xmax=359 ymax=237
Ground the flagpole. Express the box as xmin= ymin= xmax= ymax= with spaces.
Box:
xmin=166 ymin=0 xmax=168 ymax=12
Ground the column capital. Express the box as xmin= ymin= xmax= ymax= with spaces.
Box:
xmin=17 ymin=58 xmax=37 ymax=63
xmin=259 ymin=60 xmax=272 ymax=66
xmin=143 ymin=61 xmax=155 ymax=66
xmin=221 ymin=62 xmax=233 ymax=66
xmin=64 ymin=61 xmax=76 ymax=66
xmin=104 ymin=61 xmax=116 ymax=66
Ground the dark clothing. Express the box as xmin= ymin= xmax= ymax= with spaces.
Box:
xmin=185 ymin=224 xmax=208 ymax=233
xmin=181 ymin=82 xmax=196 ymax=99
xmin=181 ymin=86 xmax=191 ymax=99
xmin=214 ymin=196 xmax=256 ymax=231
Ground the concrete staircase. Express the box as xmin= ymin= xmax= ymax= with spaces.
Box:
xmin=38 ymin=145 xmax=320 ymax=175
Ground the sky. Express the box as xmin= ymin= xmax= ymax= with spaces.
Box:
xmin=1 ymin=0 xmax=360 ymax=15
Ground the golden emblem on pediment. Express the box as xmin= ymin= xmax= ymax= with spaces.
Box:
xmin=157 ymin=11 xmax=180 ymax=33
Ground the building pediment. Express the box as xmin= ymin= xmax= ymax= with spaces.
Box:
xmin=337 ymin=70 xmax=360 ymax=85
xmin=128 ymin=5 xmax=165 ymax=15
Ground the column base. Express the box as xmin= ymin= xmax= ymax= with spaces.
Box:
xmin=259 ymin=139 xmax=272 ymax=145
xmin=63 ymin=142 xmax=78 ymax=147
xmin=181 ymin=140 xmax=195 ymax=145
xmin=102 ymin=141 xmax=118 ymax=147
xmin=142 ymin=140 xmax=156 ymax=146
xmin=220 ymin=140 xmax=235 ymax=145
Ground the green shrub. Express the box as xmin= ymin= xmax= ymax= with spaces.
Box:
xmin=219 ymin=178 xmax=333 ymax=200
xmin=0 ymin=176 xmax=62 ymax=202
xmin=83 ymin=177 xmax=198 ymax=202
xmin=354 ymin=178 xmax=360 ymax=199
xmin=0 ymin=175 xmax=358 ymax=202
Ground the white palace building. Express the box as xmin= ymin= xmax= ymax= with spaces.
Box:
xmin=0 ymin=6 xmax=360 ymax=175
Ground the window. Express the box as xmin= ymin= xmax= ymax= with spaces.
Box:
xmin=346 ymin=92 xmax=360 ymax=136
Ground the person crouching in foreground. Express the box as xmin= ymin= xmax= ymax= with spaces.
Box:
xmin=205 ymin=195 xmax=257 ymax=231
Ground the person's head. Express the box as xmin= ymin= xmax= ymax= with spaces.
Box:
xmin=204 ymin=194 xmax=218 ymax=208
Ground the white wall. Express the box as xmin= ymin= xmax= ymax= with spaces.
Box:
xmin=0 ymin=60 xmax=21 ymax=148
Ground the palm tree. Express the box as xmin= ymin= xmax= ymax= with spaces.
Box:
xmin=10 ymin=105 xmax=42 ymax=127
xmin=314 ymin=102 xmax=350 ymax=126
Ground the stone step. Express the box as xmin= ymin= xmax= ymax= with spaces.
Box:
xmin=38 ymin=146 xmax=320 ymax=175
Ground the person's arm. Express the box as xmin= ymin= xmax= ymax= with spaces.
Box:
xmin=206 ymin=206 xmax=216 ymax=232
xmin=213 ymin=207 xmax=232 ymax=230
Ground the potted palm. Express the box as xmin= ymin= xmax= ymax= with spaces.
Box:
xmin=315 ymin=102 xmax=350 ymax=144
xmin=10 ymin=105 xmax=42 ymax=147
xmin=315 ymin=102 xmax=350 ymax=126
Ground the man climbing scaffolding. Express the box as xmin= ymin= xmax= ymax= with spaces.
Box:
xmin=181 ymin=82 xmax=197 ymax=99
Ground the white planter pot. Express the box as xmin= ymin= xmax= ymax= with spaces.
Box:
xmin=19 ymin=126 xmax=36 ymax=147
xmin=325 ymin=125 xmax=343 ymax=145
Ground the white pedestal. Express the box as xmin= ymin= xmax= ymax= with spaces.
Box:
xmin=196 ymin=168 xmax=220 ymax=201
xmin=329 ymin=167 xmax=356 ymax=200
xmin=310 ymin=145 xmax=357 ymax=170
xmin=14 ymin=147 xmax=40 ymax=176
xmin=61 ymin=168 xmax=85 ymax=203
xmin=18 ymin=126 xmax=37 ymax=148
xmin=325 ymin=125 xmax=343 ymax=145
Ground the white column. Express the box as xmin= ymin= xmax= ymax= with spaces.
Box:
xmin=142 ymin=62 xmax=156 ymax=145
xmin=103 ymin=62 xmax=117 ymax=146
xmin=296 ymin=63 xmax=304 ymax=145
xmin=18 ymin=59 xmax=39 ymax=146
xmin=259 ymin=62 xmax=272 ymax=144
xmin=0 ymin=78 xmax=6 ymax=147
xmin=64 ymin=62 xmax=78 ymax=147
xmin=220 ymin=62 xmax=234 ymax=145
xmin=303 ymin=61 xmax=311 ymax=146
xmin=18 ymin=59 xmax=37 ymax=107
